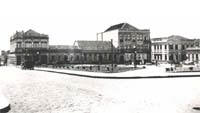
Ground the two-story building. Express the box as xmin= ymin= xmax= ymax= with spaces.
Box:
xmin=151 ymin=35 xmax=194 ymax=63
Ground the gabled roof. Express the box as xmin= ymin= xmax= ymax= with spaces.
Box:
xmin=74 ymin=40 xmax=113 ymax=50
xmin=104 ymin=23 xmax=139 ymax=32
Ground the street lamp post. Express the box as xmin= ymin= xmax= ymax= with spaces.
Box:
xmin=36 ymin=51 xmax=40 ymax=65
xmin=134 ymin=47 xmax=137 ymax=68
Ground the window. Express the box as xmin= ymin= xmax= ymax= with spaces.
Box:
xmin=58 ymin=56 xmax=61 ymax=61
xmin=33 ymin=42 xmax=39 ymax=48
xmin=182 ymin=45 xmax=185 ymax=50
xmin=17 ymin=42 xmax=22 ymax=48
xmin=64 ymin=56 xmax=68 ymax=62
xmin=144 ymin=36 xmax=147 ymax=40
xmin=165 ymin=45 xmax=167 ymax=50
xmin=51 ymin=56 xmax=55 ymax=61
xmin=169 ymin=54 xmax=173 ymax=60
xmin=176 ymin=55 xmax=178 ymax=60
xmin=84 ymin=54 xmax=87 ymax=61
xmin=120 ymin=39 xmax=123 ymax=43
xmin=165 ymin=55 xmax=167 ymax=60
xmin=41 ymin=42 xmax=47 ymax=48
xmin=175 ymin=45 xmax=178 ymax=50
xmin=196 ymin=54 xmax=198 ymax=60
xmin=25 ymin=41 xmax=32 ymax=48
xmin=104 ymin=54 xmax=107 ymax=60
xmin=76 ymin=55 xmax=79 ymax=61
xmin=109 ymin=54 xmax=112 ymax=61
xmin=160 ymin=45 xmax=162 ymax=50
xmin=169 ymin=45 xmax=173 ymax=49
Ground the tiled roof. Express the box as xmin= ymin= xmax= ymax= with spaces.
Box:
xmin=152 ymin=35 xmax=194 ymax=44
xmin=104 ymin=23 xmax=138 ymax=32
xmin=12 ymin=29 xmax=48 ymax=39
xmin=75 ymin=40 xmax=113 ymax=50
xmin=104 ymin=23 xmax=124 ymax=32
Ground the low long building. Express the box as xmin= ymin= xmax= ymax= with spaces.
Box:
xmin=73 ymin=40 xmax=124 ymax=64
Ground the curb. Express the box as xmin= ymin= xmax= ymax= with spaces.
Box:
xmin=35 ymin=69 xmax=200 ymax=79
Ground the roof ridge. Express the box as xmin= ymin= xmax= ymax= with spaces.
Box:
xmin=121 ymin=23 xmax=127 ymax=29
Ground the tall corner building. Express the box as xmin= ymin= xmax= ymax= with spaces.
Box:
xmin=97 ymin=23 xmax=151 ymax=63
xmin=10 ymin=29 xmax=49 ymax=65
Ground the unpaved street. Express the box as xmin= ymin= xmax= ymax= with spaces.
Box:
xmin=1 ymin=66 xmax=200 ymax=113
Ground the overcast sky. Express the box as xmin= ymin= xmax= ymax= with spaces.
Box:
xmin=0 ymin=0 xmax=200 ymax=50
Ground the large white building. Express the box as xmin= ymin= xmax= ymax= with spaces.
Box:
xmin=151 ymin=35 xmax=194 ymax=63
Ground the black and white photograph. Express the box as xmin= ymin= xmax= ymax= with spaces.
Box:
xmin=1 ymin=0 xmax=200 ymax=113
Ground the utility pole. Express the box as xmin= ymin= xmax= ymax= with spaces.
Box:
xmin=111 ymin=39 xmax=114 ymax=72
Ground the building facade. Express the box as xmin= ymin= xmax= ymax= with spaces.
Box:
xmin=10 ymin=29 xmax=49 ymax=65
xmin=10 ymin=23 xmax=151 ymax=66
xmin=97 ymin=23 xmax=151 ymax=64
xmin=151 ymin=35 xmax=194 ymax=63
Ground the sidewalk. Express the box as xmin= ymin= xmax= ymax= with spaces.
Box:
xmin=35 ymin=65 xmax=200 ymax=79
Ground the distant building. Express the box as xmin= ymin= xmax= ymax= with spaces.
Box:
xmin=97 ymin=23 xmax=151 ymax=64
xmin=151 ymin=35 xmax=194 ymax=63
xmin=1 ymin=50 xmax=9 ymax=65
xmin=10 ymin=29 xmax=49 ymax=65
